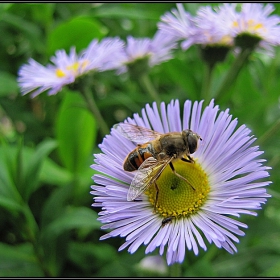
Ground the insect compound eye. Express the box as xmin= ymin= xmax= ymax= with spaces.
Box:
xmin=187 ymin=131 xmax=199 ymax=154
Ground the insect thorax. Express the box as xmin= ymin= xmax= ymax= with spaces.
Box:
xmin=159 ymin=134 xmax=187 ymax=158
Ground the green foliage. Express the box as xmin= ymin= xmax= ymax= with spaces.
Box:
xmin=47 ymin=16 xmax=108 ymax=55
xmin=0 ymin=243 xmax=44 ymax=277
xmin=0 ymin=71 xmax=18 ymax=97
xmin=55 ymin=90 xmax=97 ymax=174
xmin=0 ymin=2 xmax=280 ymax=277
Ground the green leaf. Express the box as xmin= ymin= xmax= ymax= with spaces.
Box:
xmin=0 ymin=3 xmax=13 ymax=16
xmin=0 ymin=145 xmax=23 ymax=212
xmin=161 ymin=53 xmax=199 ymax=101
xmin=55 ymin=91 xmax=97 ymax=174
xmin=25 ymin=3 xmax=55 ymax=26
xmin=44 ymin=206 xmax=100 ymax=237
xmin=39 ymin=156 xmax=72 ymax=186
xmin=40 ymin=202 xmax=100 ymax=276
xmin=75 ymin=159 xmax=96 ymax=203
xmin=0 ymin=196 xmax=22 ymax=213
xmin=68 ymin=242 xmax=117 ymax=275
xmin=40 ymin=231 xmax=70 ymax=277
xmin=47 ymin=16 xmax=108 ymax=55
xmin=183 ymin=258 xmax=216 ymax=277
xmin=40 ymin=182 xmax=74 ymax=229
xmin=1 ymin=12 xmax=42 ymax=39
xmin=0 ymin=139 xmax=57 ymax=207
xmin=260 ymin=258 xmax=280 ymax=276
xmin=0 ymin=242 xmax=43 ymax=277
xmin=91 ymin=4 xmax=164 ymax=20
xmin=22 ymin=138 xmax=58 ymax=200
xmin=40 ymin=205 xmax=100 ymax=276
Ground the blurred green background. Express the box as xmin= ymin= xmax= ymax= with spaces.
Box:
xmin=0 ymin=3 xmax=280 ymax=277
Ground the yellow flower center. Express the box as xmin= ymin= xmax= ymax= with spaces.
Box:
xmin=233 ymin=20 xmax=239 ymax=28
xmin=55 ymin=69 xmax=66 ymax=78
xmin=145 ymin=159 xmax=210 ymax=220
xmin=219 ymin=35 xmax=233 ymax=46
xmin=247 ymin=19 xmax=264 ymax=32
xmin=66 ymin=61 xmax=79 ymax=72
xmin=55 ymin=60 xmax=90 ymax=78
xmin=233 ymin=19 xmax=265 ymax=33
xmin=80 ymin=60 xmax=89 ymax=71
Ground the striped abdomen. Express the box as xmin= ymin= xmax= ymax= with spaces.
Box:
xmin=123 ymin=143 xmax=155 ymax=171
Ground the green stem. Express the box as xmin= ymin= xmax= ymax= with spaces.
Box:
xmin=201 ymin=63 xmax=215 ymax=105
xmin=81 ymin=87 xmax=110 ymax=136
xmin=168 ymin=262 xmax=182 ymax=277
xmin=22 ymin=205 xmax=53 ymax=277
xmin=139 ymin=73 xmax=161 ymax=104
xmin=201 ymin=245 xmax=218 ymax=263
xmin=256 ymin=118 xmax=280 ymax=146
xmin=215 ymin=48 xmax=252 ymax=103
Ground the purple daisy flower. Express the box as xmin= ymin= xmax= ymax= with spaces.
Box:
xmin=231 ymin=3 xmax=280 ymax=54
xmin=18 ymin=47 xmax=83 ymax=97
xmin=81 ymin=37 xmax=125 ymax=72
xmin=193 ymin=4 xmax=238 ymax=47
xmin=17 ymin=37 xmax=125 ymax=97
xmin=91 ymin=99 xmax=271 ymax=265
xmin=158 ymin=3 xmax=197 ymax=50
xmin=117 ymin=30 xmax=177 ymax=74
xmin=158 ymin=3 xmax=238 ymax=50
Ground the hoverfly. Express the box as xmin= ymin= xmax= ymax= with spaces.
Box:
xmin=114 ymin=122 xmax=202 ymax=211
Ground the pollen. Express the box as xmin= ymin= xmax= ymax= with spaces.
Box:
xmin=81 ymin=59 xmax=89 ymax=70
xmin=66 ymin=62 xmax=79 ymax=72
xmin=145 ymin=159 xmax=210 ymax=220
xmin=220 ymin=35 xmax=232 ymax=45
xmin=232 ymin=20 xmax=239 ymax=28
xmin=55 ymin=68 xmax=66 ymax=78
xmin=247 ymin=19 xmax=264 ymax=32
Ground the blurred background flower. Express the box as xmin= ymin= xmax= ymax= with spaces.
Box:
xmin=18 ymin=48 xmax=85 ymax=97
xmin=136 ymin=255 xmax=168 ymax=276
xmin=118 ymin=31 xmax=177 ymax=77
xmin=17 ymin=37 xmax=125 ymax=97
xmin=232 ymin=3 xmax=280 ymax=52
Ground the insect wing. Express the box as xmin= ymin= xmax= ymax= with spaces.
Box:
xmin=114 ymin=123 xmax=161 ymax=144
xmin=127 ymin=157 xmax=171 ymax=201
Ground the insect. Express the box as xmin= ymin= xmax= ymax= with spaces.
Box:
xmin=161 ymin=216 xmax=175 ymax=227
xmin=114 ymin=122 xmax=202 ymax=210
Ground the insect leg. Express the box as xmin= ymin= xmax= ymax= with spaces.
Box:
xmin=154 ymin=181 xmax=159 ymax=212
xmin=181 ymin=156 xmax=194 ymax=163
xmin=169 ymin=162 xmax=196 ymax=190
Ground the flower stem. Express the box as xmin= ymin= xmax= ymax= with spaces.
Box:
xmin=256 ymin=118 xmax=280 ymax=146
xmin=80 ymin=86 xmax=110 ymax=136
xmin=201 ymin=63 xmax=214 ymax=105
xmin=168 ymin=262 xmax=182 ymax=277
xmin=215 ymin=48 xmax=252 ymax=103
xmin=22 ymin=205 xmax=53 ymax=277
xmin=139 ymin=73 xmax=161 ymax=104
